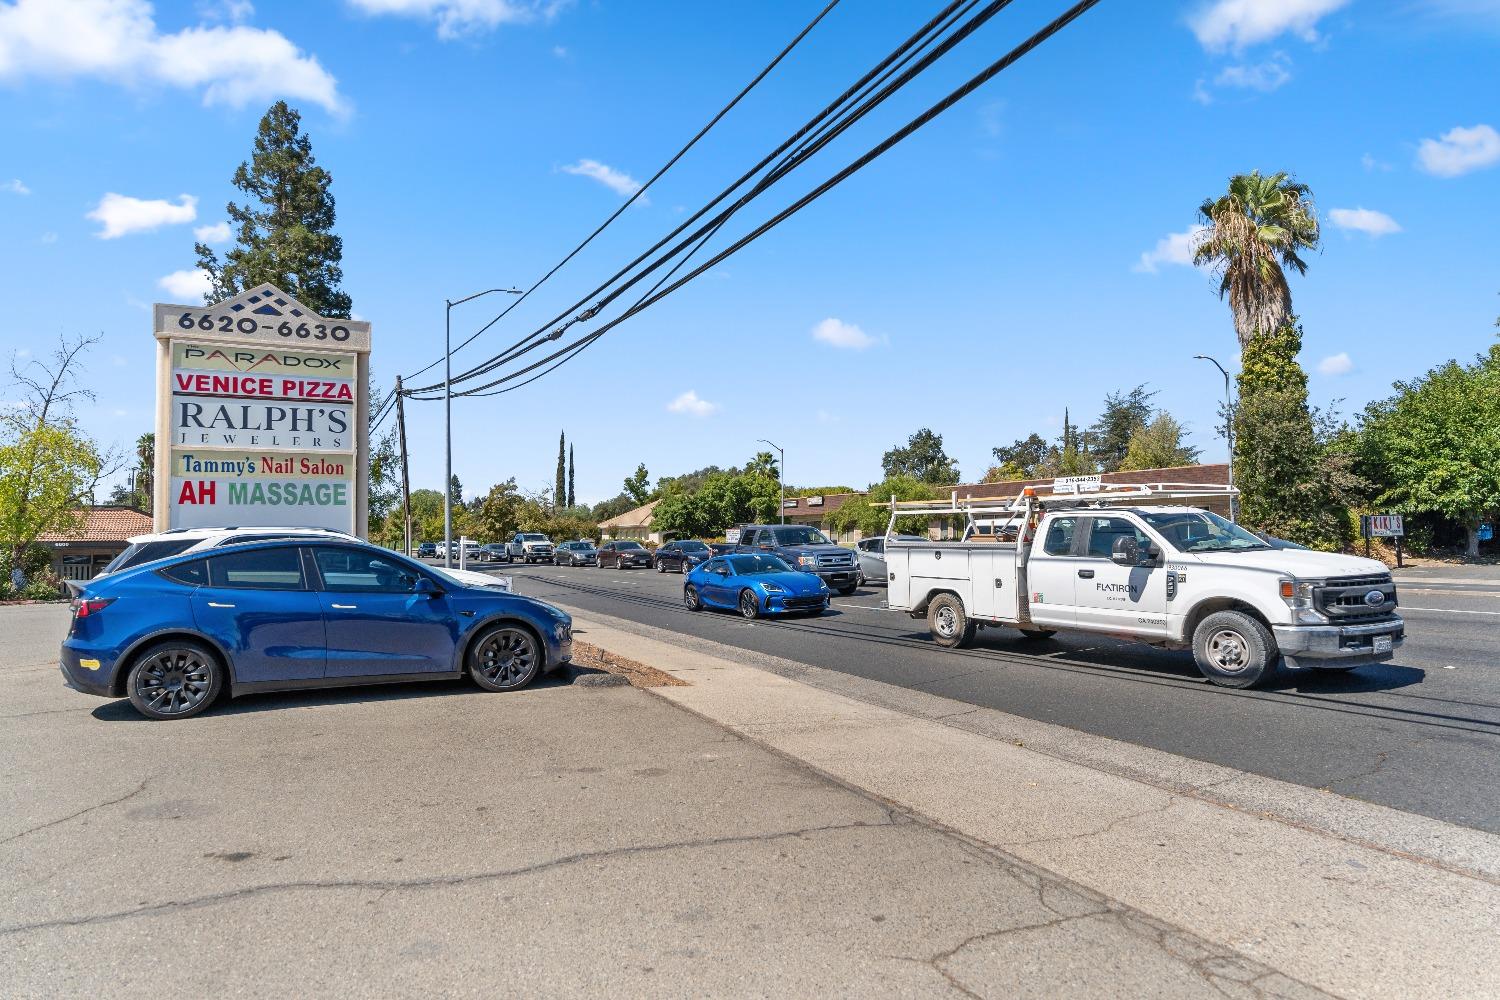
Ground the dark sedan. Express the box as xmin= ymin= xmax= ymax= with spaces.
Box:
xmin=598 ymin=540 xmax=653 ymax=569
xmin=554 ymin=541 xmax=598 ymax=566
xmin=59 ymin=539 xmax=572 ymax=720
xmin=654 ymin=539 xmax=712 ymax=574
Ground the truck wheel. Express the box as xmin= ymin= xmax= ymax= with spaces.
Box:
xmin=1192 ymin=610 xmax=1278 ymax=688
xmin=836 ymin=585 xmax=857 ymax=596
xmin=928 ymin=594 xmax=975 ymax=649
xmin=1018 ymin=629 xmax=1056 ymax=640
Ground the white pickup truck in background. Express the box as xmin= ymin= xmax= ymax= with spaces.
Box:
xmin=882 ymin=482 xmax=1404 ymax=688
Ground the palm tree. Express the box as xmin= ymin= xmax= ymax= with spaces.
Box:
xmin=134 ymin=432 xmax=154 ymax=512
xmin=1194 ymin=171 xmax=1320 ymax=347
xmin=747 ymin=451 xmax=779 ymax=480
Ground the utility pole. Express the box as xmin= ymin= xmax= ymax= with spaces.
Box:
xmin=394 ymin=376 xmax=412 ymax=556
xmin=757 ymin=438 xmax=785 ymax=524
xmin=1193 ymin=355 xmax=1237 ymax=522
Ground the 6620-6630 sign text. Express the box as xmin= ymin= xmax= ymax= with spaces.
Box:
xmin=174 ymin=310 xmax=353 ymax=343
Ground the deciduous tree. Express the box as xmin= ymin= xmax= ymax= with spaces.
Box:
xmin=1119 ymin=412 xmax=1200 ymax=471
xmin=881 ymin=428 xmax=959 ymax=486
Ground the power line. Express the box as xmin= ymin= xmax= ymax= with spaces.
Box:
xmin=403 ymin=0 xmax=845 ymax=384
xmin=442 ymin=0 xmax=1106 ymax=399
xmin=405 ymin=0 xmax=980 ymax=396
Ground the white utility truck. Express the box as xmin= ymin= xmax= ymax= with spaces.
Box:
xmin=881 ymin=481 xmax=1404 ymax=688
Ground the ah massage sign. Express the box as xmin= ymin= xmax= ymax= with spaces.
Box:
xmin=152 ymin=283 xmax=372 ymax=535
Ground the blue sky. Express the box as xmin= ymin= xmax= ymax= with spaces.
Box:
xmin=2 ymin=0 xmax=1498 ymax=505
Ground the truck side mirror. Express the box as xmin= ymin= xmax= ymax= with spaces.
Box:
xmin=1110 ymin=536 xmax=1140 ymax=566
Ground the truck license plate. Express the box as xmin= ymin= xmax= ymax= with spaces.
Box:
xmin=1373 ymin=635 xmax=1393 ymax=653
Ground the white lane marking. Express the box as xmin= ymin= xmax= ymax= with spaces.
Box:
xmin=838 ymin=603 xmax=887 ymax=611
xmin=1401 ymin=606 xmax=1500 ymax=616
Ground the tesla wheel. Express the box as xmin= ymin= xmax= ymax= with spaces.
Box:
xmin=1192 ymin=610 xmax=1277 ymax=688
xmin=1019 ymin=628 xmax=1057 ymax=640
xmin=125 ymin=640 xmax=224 ymax=720
xmin=469 ymin=625 xmax=541 ymax=692
xmin=928 ymin=594 xmax=975 ymax=649
xmin=738 ymin=589 xmax=761 ymax=620
xmin=685 ymin=585 xmax=702 ymax=612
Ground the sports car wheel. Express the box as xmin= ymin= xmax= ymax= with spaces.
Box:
xmin=685 ymin=585 xmax=702 ymax=611
xmin=469 ymin=625 xmax=541 ymax=692
xmin=738 ymin=589 xmax=761 ymax=620
xmin=656 ymin=560 xmax=666 ymax=573
xmin=126 ymin=640 xmax=224 ymax=720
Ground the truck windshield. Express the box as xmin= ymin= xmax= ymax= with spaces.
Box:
xmin=520 ymin=534 xmax=547 ymax=541
xmin=770 ymin=527 xmax=831 ymax=546
xmin=1142 ymin=510 xmax=1270 ymax=553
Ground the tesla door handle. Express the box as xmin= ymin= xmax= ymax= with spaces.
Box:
xmin=331 ymin=603 xmax=358 ymax=609
xmin=207 ymin=601 xmax=235 ymax=608
xmin=1077 ymin=570 xmax=1095 ymax=579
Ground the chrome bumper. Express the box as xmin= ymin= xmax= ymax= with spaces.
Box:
xmin=1273 ymin=617 xmax=1404 ymax=669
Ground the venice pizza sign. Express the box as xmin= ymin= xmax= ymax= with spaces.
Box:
xmin=152 ymin=284 xmax=372 ymax=534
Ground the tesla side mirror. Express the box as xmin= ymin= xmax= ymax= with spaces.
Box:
xmin=1110 ymin=536 xmax=1140 ymax=566
xmin=412 ymin=576 xmax=442 ymax=597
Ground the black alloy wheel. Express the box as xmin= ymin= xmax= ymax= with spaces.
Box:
xmin=738 ymin=589 xmax=761 ymax=620
xmin=470 ymin=626 xmax=541 ymax=691
xmin=685 ymin=585 xmax=702 ymax=611
xmin=126 ymin=640 xmax=224 ymax=720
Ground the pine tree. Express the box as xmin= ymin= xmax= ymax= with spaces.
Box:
xmin=195 ymin=101 xmax=352 ymax=317
xmin=567 ymin=444 xmax=575 ymax=508
xmin=554 ymin=432 xmax=566 ymax=512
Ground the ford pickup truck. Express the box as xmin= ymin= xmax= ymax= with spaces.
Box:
xmin=733 ymin=524 xmax=860 ymax=595
xmin=881 ymin=482 xmax=1403 ymax=688
xmin=505 ymin=533 xmax=556 ymax=564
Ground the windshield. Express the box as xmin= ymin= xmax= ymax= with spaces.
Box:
xmin=678 ymin=541 xmax=709 ymax=551
xmin=520 ymin=534 xmax=547 ymax=541
xmin=618 ymin=542 xmax=645 ymax=550
xmin=770 ymin=527 xmax=831 ymax=546
xmin=1142 ymin=510 xmax=1271 ymax=553
xmin=105 ymin=539 xmax=197 ymax=573
xmin=727 ymin=554 xmax=792 ymax=574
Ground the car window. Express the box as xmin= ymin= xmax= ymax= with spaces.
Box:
xmin=158 ymin=559 xmax=208 ymax=586
xmin=739 ymin=530 xmax=757 ymax=547
xmin=1042 ymin=517 xmax=1078 ymax=557
xmin=619 ymin=542 xmax=644 ymax=550
xmin=107 ymin=539 xmax=198 ymax=573
xmin=208 ymin=547 xmax=306 ymax=591
xmin=771 ymin=526 xmax=831 ymax=546
xmin=1083 ymin=517 xmax=1151 ymax=559
xmin=313 ymin=547 xmax=424 ymax=593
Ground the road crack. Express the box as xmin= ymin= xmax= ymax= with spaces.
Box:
xmin=1 ymin=778 xmax=151 ymax=848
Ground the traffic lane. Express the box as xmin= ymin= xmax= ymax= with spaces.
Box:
xmin=503 ymin=563 xmax=1500 ymax=833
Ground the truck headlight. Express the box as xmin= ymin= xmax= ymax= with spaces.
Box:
xmin=1279 ymin=579 xmax=1326 ymax=622
xmin=795 ymin=555 xmax=817 ymax=569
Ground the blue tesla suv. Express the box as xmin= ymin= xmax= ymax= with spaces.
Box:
xmin=59 ymin=539 xmax=572 ymax=720
xmin=684 ymin=553 xmax=829 ymax=619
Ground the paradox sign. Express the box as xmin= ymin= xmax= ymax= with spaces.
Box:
xmin=152 ymin=284 xmax=372 ymax=535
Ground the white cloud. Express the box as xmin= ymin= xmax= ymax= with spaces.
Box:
xmin=2 ymin=178 xmax=29 ymax=194
xmin=193 ymin=220 xmax=231 ymax=242
xmin=1416 ymin=123 xmax=1500 ymax=177
xmin=1316 ymin=352 xmax=1353 ymax=375
xmin=551 ymin=44 xmax=567 ymax=58
xmin=0 ymin=0 xmax=345 ymax=114
xmin=88 ymin=192 xmax=197 ymax=238
xmin=1189 ymin=0 xmax=1351 ymax=51
xmin=40 ymin=231 xmax=57 ymax=243
xmin=560 ymin=159 xmax=643 ymax=199
xmin=1328 ymin=206 xmax=1402 ymax=237
xmin=1133 ymin=228 xmax=1202 ymax=273
xmin=347 ymin=0 xmax=560 ymax=40
xmin=666 ymin=390 xmax=718 ymax=417
xmin=811 ymin=317 xmax=878 ymax=350
xmin=1360 ymin=152 xmax=1392 ymax=172
xmin=1213 ymin=53 xmax=1292 ymax=91
xmin=157 ymin=268 xmax=211 ymax=300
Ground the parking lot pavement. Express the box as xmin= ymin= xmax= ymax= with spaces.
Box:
xmin=4 ymin=604 xmax=1322 ymax=999
xmin=485 ymin=561 xmax=1500 ymax=833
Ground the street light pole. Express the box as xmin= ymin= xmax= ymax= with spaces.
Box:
xmin=445 ymin=287 xmax=522 ymax=568
xmin=757 ymin=438 xmax=785 ymax=523
xmin=1193 ymin=355 xmax=1237 ymax=522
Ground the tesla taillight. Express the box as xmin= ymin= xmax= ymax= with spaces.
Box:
xmin=71 ymin=598 xmax=114 ymax=618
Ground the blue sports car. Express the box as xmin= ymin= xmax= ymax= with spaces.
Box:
xmin=59 ymin=538 xmax=572 ymax=720
xmin=684 ymin=553 xmax=830 ymax=619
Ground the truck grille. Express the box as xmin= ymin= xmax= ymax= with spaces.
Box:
xmin=816 ymin=552 xmax=853 ymax=569
xmin=1315 ymin=573 xmax=1397 ymax=621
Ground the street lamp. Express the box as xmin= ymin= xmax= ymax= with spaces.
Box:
xmin=757 ymin=438 xmax=785 ymax=523
xmin=1193 ymin=354 xmax=1238 ymax=522
xmin=445 ymin=287 xmax=522 ymax=567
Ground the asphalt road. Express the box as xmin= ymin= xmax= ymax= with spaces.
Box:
xmin=474 ymin=559 xmax=1500 ymax=834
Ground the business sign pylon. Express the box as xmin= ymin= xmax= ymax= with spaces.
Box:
xmin=152 ymin=283 xmax=372 ymax=537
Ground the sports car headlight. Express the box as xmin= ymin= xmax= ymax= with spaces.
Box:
xmin=761 ymin=583 xmax=785 ymax=593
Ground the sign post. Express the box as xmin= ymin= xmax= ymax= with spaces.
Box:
xmin=1360 ymin=514 xmax=1405 ymax=567
xmin=152 ymin=284 xmax=372 ymax=537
